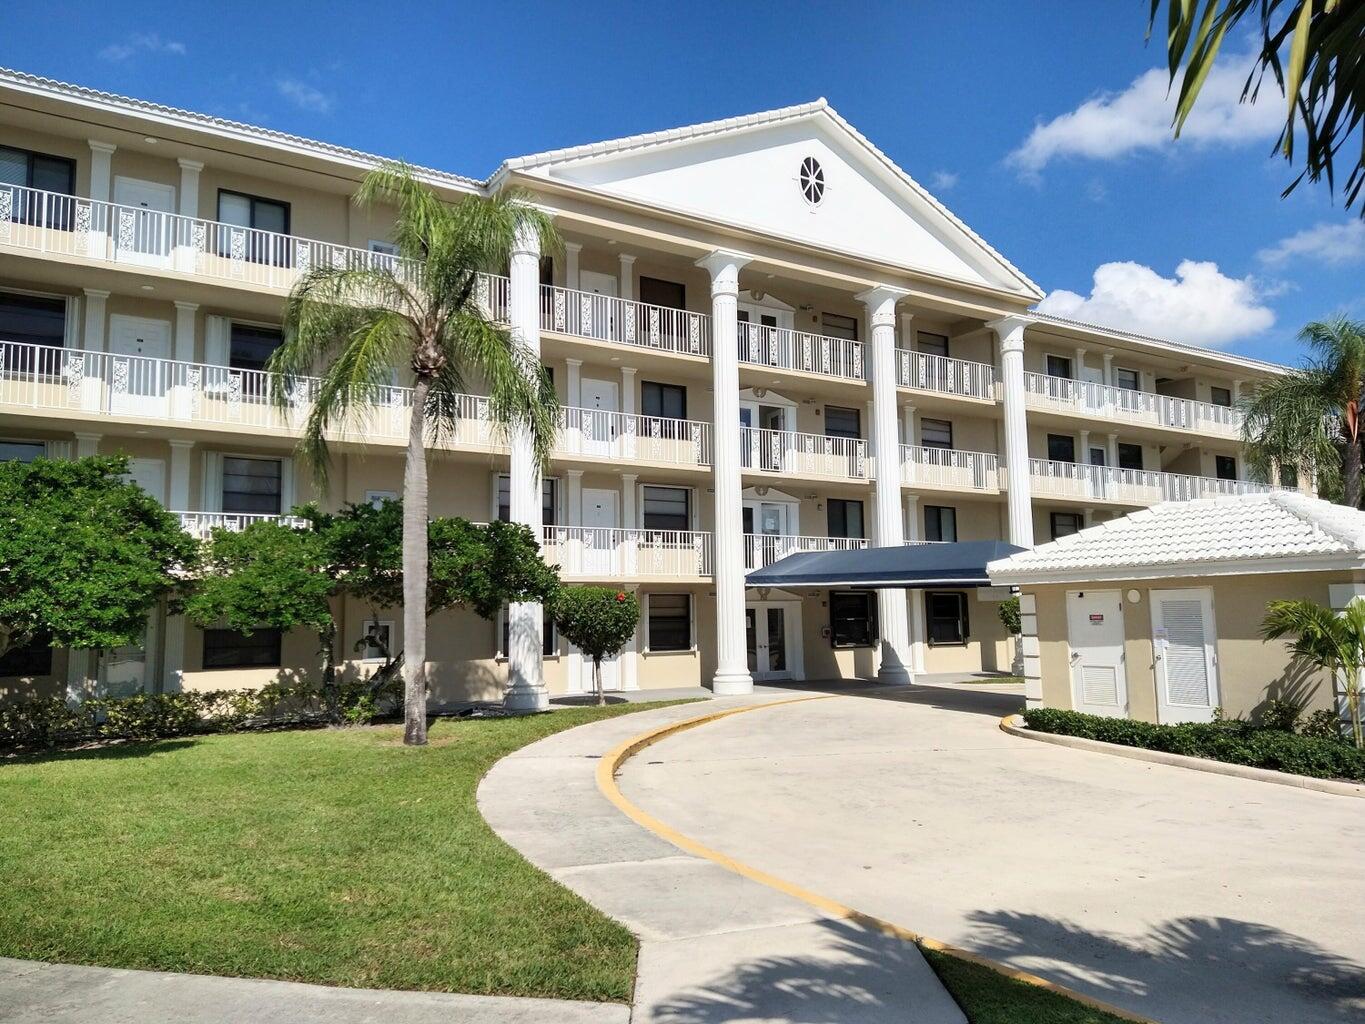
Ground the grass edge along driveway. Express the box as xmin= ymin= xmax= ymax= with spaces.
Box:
xmin=0 ymin=702 xmax=696 ymax=1003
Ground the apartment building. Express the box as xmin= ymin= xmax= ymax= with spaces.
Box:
xmin=0 ymin=68 xmax=1289 ymax=707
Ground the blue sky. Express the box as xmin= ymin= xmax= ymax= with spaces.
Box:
xmin=7 ymin=1 xmax=1362 ymax=366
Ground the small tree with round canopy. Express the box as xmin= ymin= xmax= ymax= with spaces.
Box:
xmin=552 ymin=587 xmax=640 ymax=707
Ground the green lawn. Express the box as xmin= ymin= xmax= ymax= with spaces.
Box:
xmin=924 ymin=949 xmax=1133 ymax=1024
xmin=0 ymin=703 xmax=692 ymax=1002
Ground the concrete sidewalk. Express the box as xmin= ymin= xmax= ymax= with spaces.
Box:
xmin=478 ymin=696 xmax=967 ymax=1024
xmin=0 ymin=957 xmax=625 ymax=1024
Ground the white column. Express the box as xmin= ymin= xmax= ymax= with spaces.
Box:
xmin=1074 ymin=347 xmax=1087 ymax=381
xmin=989 ymin=316 xmax=1034 ymax=547
xmin=565 ymin=468 xmax=584 ymax=578
xmin=565 ymin=470 xmax=584 ymax=527
xmin=1232 ymin=379 xmax=1243 ymax=404
xmin=1083 ymin=508 xmax=1094 ymax=528
xmin=504 ymin=222 xmax=547 ymax=711
xmin=859 ymin=285 xmax=912 ymax=685
xmin=163 ymin=440 xmax=195 ymax=692
xmin=697 ymin=250 xmax=753 ymax=695
xmin=903 ymin=403 xmax=917 ymax=447
xmin=619 ymin=254 xmax=636 ymax=302
xmin=83 ymin=289 xmax=109 ymax=351
xmin=622 ymin=473 xmax=638 ymax=528
xmin=65 ymin=431 xmax=103 ymax=703
xmin=1108 ymin=433 xmax=1119 ymax=469
xmin=904 ymin=493 xmax=926 ymax=672
xmin=564 ymin=242 xmax=582 ymax=292
xmin=1102 ymin=352 xmax=1114 ymax=387
xmin=1079 ymin=429 xmax=1090 ymax=465
xmin=170 ymin=301 xmax=198 ymax=419
xmin=1328 ymin=584 xmax=1365 ymax=728
xmin=175 ymin=159 xmax=203 ymax=271
xmin=86 ymin=141 xmax=116 ymax=261
xmin=565 ymin=358 xmax=583 ymax=407
xmin=1019 ymin=592 xmax=1043 ymax=709
xmin=621 ymin=367 xmax=637 ymax=415
xmin=74 ymin=432 xmax=100 ymax=458
xmin=899 ymin=311 xmax=915 ymax=349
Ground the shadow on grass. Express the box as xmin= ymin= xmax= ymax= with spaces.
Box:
xmin=2 ymin=737 xmax=200 ymax=765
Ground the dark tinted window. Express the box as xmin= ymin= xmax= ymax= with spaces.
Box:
xmin=1117 ymin=443 xmax=1144 ymax=471
xmin=925 ymin=505 xmax=957 ymax=542
xmin=642 ymin=381 xmax=686 ymax=420
xmin=0 ymin=634 xmax=52 ymax=677
xmin=639 ymin=277 xmax=685 ymax=310
xmin=1051 ymin=512 xmax=1083 ymax=539
xmin=503 ymin=608 xmax=556 ymax=657
xmin=0 ymin=292 xmax=65 ymax=348
xmin=1045 ymin=355 xmax=1072 ymax=379
xmin=1210 ymin=386 xmax=1232 ymax=407
xmin=917 ymin=332 xmax=949 ymax=358
xmin=0 ymin=145 xmax=74 ymax=194
xmin=830 ymin=591 xmax=876 ymax=647
xmin=824 ymin=406 xmax=861 ymax=439
xmin=920 ymin=418 xmax=953 ymax=449
xmin=821 ymin=313 xmax=858 ymax=341
xmin=927 ymin=592 xmax=968 ymax=646
xmin=1215 ymin=455 xmax=1238 ymax=480
xmin=648 ymin=594 xmax=691 ymax=651
xmin=221 ymin=457 xmax=282 ymax=514
xmin=827 ymin=499 xmax=864 ymax=539
xmin=1114 ymin=367 xmax=1140 ymax=391
xmin=1047 ymin=434 xmax=1076 ymax=463
xmin=229 ymin=323 xmax=283 ymax=372
xmin=642 ymin=486 xmax=689 ymax=531
xmin=497 ymin=477 xmax=557 ymax=526
xmin=202 ymin=627 xmax=282 ymax=669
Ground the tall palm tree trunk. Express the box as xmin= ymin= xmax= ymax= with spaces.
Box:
xmin=402 ymin=376 xmax=430 ymax=745
xmin=1345 ymin=431 xmax=1362 ymax=508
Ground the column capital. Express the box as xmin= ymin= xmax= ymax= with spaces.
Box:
xmin=1103 ymin=351 xmax=1114 ymax=362
xmin=563 ymin=240 xmax=583 ymax=254
xmin=87 ymin=140 xmax=117 ymax=155
xmin=565 ymin=468 xmax=584 ymax=479
xmin=987 ymin=314 xmax=1033 ymax=351
xmin=177 ymin=158 xmax=205 ymax=172
xmin=173 ymin=300 xmax=200 ymax=313
xmin=511 ymin=220 xmax=542 ymax=258
xmin=855 ymin=285 xmax=910 ymax=321
xmin=82 ymin=288 xmax=111 ymax=300
xmin=168 ymin=438 xmax=197 ymax=451
xmin=621 ymin=472 xmax=638 ymax=484
xmin=621 ymin=366 xmax=637 ymax=378
xmin=74 ymin=431 xmax=103 ymax=443
xmin=618 ymin=253 xmax=636 ymax=266
xmin=695 ymin=249 xmax=753 ymax=295
xmin=565 ymin=356 xmax=583 ymax=367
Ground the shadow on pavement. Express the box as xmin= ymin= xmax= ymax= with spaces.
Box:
xmin=963 ymin=908 xmax=1365 ymax=1024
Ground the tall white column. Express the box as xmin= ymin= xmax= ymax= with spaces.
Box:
xmin=697 ymin=250 xmax=753 ymax=695
xmin=1074 ymin=347 xmax=1087 ymax=381
xmin=175 ymin=159 xmax=203 ymax=271
xmin=619 ymin=254 xmax=636 ymax=302
xmin=66 ymin=432 xmax=103 ymax=703
xmin=163 ymin=440 xmax=195 ymax=692
xmin=621 ymin=367 xmax=637 ymax=415
xmin=859 ymin=285 xmax=912 ymax=685
xmin=1107 ymin=433 xmax=1119 ymax=469
xmin=904 ymin=492 xmax=926 ymax=672
xmin=565 ymin=358 xmax=582 ymax=407
xmin=87 ymin=141 xmax=116 ymax=260
xmin=504 ymin=222 xmax=547 ymax=712
xmin=1102 ymin=352 xmax=1114 ymax=387
xmin=1079 ymin=429 xmax=1091 ymax=465
xmin=564 ymin=242 xmax=581 ymax=292
xmin=903 ymin=403 xmax=917 ymax=447
xmin=83 ymin=289 xmax=109 ymax=351
xmin=622 ymin=473 xmax=638 ymax=528
xmin=990 ymin=316 xmax=1034 ymax=547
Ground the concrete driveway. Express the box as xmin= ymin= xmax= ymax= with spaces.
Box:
xmin=617 ymin=683 xmax=1365 ymax=1024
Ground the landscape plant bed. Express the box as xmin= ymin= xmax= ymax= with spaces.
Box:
xmin=0 ymin=701 xmax=694 ymax=1002
xmin=1021 ymin=708 xmax=1365 ymax=782
xmin=923 ymin=948 xmax=1133 ymax=1024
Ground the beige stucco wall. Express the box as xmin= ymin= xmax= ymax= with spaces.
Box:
xmin=1026 ymin=570 xmax=1350 ymax=723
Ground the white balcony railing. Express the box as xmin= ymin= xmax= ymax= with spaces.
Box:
xmin=537 ymin=281 xmax=709 ymax=356
xmin=1023 ymin=372 xmax=1242 ymax=437
xmin=542 ymin=526 xmax=712 ymax=578
xmin=1029 ymin=459 xmax=1275 ymax=506
xmin=743 ymin=533 xmax=867 ymax=571
xmin=737 ymin=321 xmax=864 ymax=381
xmin=0 ymin=183 xmax=411 ymax=291
xmin=901 ymin=445 xmax=1000 ymax=491
xmin=0 ymin=339 xmax=713 ymax=468
xmin=176 ymin=511 xmax=311 ymax=540
xmin=740 ymin=427 xmax=869 ymax=481
xmin=896 ymin=349 xmax=996 ymax=401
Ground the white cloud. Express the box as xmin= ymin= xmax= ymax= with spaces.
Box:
xmin=99 ymin=33 xmax=186 ymax=62
xmin=1036 ymin=259 xmax=1274 ymax=348
xmin=1008 ymin=56 xmax=1281 ymax=175
xmin=1257 ymin=221 xmax=1365 ymax=267
xmin=929 ymin=170 xmax=958 ymax=191
xmin=276 ymin=78 xmax=334 ymax=114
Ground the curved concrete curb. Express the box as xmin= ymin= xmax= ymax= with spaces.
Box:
xmin=1000 ymin=714 xmax=1365 ymax=799
xmin=598 ymin=700 xmax=1158 ymax=1024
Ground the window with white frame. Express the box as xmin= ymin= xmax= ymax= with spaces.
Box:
xmin=365 ymin=490 xmax=397 ymax=509
xmin=496 ymin=476 xmax=557 ymax=526
xmin=926 ymin=592 xmax=969 ymax=646
xmin=500 ymin=607 xmax=556 ymax=657
xmin=1051 ymin=512 xmax=1083 ymax=539
xmin=647 ymin=593 xmax=691 ymax=651
xmin=221 ymin=456 xmax=283 ymax=514
xmin=919 ymin=418 xmax=953 ymax=450
xmin=0 ymin=440 xmax=45 ymax=463
xmin=1045 ymin=354 xmax=1073 ymax=379
xmin=359 ymin=620 xmax=393 ymax=662
xmin=642 ymin=485 xmax=690 ymax=531
xmin=1114 ymin=367 xmax=1140 ymax=391
xmin=924 ymin=505 xmax=957 ymax=542
xmin=917 ymin=332 xmax=949 ymax=358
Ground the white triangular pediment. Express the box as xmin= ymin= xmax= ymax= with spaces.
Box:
xmin=521 ymin=110 xmax=1032 ymax=294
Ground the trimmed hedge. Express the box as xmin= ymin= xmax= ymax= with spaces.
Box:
xmin=1022 ymin=708 xmax=1365 ymax=783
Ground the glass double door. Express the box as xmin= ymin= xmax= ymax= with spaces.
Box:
xmin=746 ymin=602 xmax=791 ymax=680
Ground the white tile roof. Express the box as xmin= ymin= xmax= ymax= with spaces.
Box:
xmin=988 ymin=493 xmax=1365 ymax=584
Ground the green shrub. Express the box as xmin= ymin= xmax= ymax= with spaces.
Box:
xmin=1300 ymin=708 xmax=1344 ymax=741
xmin=1022 ymin=707 xmax=1365 ymax=782
xmin=997 ymin=596 xmax=1021 ymax=636
xmin=1258 ymin=698 xmax=1303 ymax=733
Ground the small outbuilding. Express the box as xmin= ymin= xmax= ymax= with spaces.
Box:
xmin=987 ymin=493 xmax=1364 ymax=725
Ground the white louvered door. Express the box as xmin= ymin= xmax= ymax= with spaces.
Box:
xmin=1151 ymin=588 xmax=1220 ymax=723
xmin=1065 ymin=590 xmax=1129 ymax=717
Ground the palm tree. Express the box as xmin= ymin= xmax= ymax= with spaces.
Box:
xmin=1241 ymin=316 xmax=1365 ymax=504
xmin=1261 ymin=596 xmax=1363 ymax=748
xmin=270 ymin=165 xmax=559 ymax=746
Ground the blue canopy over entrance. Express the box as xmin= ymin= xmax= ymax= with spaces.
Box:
xmin=744 ymin=541 xmax=1025 ymax=589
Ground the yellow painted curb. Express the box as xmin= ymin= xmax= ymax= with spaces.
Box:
xmin=597 ymin=697 xmax=1158 ymax=1024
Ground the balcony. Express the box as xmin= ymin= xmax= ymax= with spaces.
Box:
xmin=896 ymin=349 xmax=996 ymax=402
xmin=0 ymin=339 xmax=713 ymax=469
xmin=740 ymin=427 xmax=869 ymax=482
xmin=901 ymin=445 xmax=1000 ymax=492
xmin=743 ymin=533 xmax=867 ymax=571
xmin=542 ymin=526 xmax=712 ymax=579
xmin=1023 ymin=372 xmax=1243 ymax=438
xmin=176 ymin=511 xmax=310 ymax=539
xmin=534 ymin=280 xmax=709 ymax=357
xmin=737 ymin=322 xmax=864 ymax=381
xmin=0 ymin=183 xmax=404 ymax=292
xmin=1029 ymin=459 xmax=1275 ymax=507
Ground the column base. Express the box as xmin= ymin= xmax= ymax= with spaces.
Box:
xmin=503 ymin=685 xmax=549 ymax=713
xmin=711 ymin=670 xmax=753 ymax=696
xmin=876 ymin=664 xmax=914 ymax=686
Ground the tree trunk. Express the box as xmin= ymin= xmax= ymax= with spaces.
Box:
xmin=1345 ymin=432 xmax=1362 ymax=509
xmin=319 ymin=620 xmax=339 ymax=724
xmin=595 ymin=657 xmax=605 ymax=707
xmin=402 ymin=376 xmax=430 ymax=746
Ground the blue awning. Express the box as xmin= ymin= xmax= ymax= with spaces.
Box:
xmin=745 ymin=541 xmax=1026 ymax=589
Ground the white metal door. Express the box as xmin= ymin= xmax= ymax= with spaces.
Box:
xmin=1150 ymin=588 xmax=1220 ymax=723
xmin=1066 ymin=590 xmax=1128 ymax=717
xmin=745 ymin=600 xmax=803 ymax=681
xmin=580 ymin=377 xmax=619 ymax=456
xmin=582 ymin=488 xmax=619 ymax=575
xmin=125 ymin=457 xmax=166 ymax=505
xmin=109 ymin=315 xmax=173 ymax=416
xmin=112 ymin=177 xmax=175 ymax=266
xmin=578 ymin=270 xmax=618 ymax=340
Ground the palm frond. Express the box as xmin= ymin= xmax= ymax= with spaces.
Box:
xmin=1240 ymin=368 xmax=1340 ymax=487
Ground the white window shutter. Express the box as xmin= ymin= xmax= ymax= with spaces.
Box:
xmin=45 ymin=439 xmax=73 ymax=460
xmin=63 ymin=296 xmax=82 ymax=348
xmin=202 ymin=452 xmax=223 ymax=512
xmin=1162 ymin=598 xmax=1211 ymax=706
xmin=279 ymin=456 xmax=294 ymax=514
xmin=204 ymin=316 xmax=230 ymax=367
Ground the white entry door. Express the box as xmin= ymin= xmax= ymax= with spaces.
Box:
xmin=109 ymin=315 xmax=173 ymax=416
xmin=1065 ymin=590 xmax=1128 ymax=717
xmin=578 ymin=270 xmax=618 ymax=340
xmin=581 ymin=487 xmax=619 ymax=575
xmin=102 ymin=614 xmax=159 ymax=698
xmin=112 ymin=176 xmax=176 ymax=266
xmin=580 ymin=377 xmax=620 ymax=456
xmin=746 ymin=600 xmax=803 ymax=681
xmin=125 ymin=457 xmax=166 ymax=505
xmin=1150 ymin=588 xmax=1220 ymax=723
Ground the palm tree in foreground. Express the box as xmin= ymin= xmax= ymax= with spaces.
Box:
xmin=271 ymin=165 xmax=559 ymax=745
xmin=1262 ymin=597 xmax=1363 ymax=749
xmin=1241 ymin=316 xmax=1365 ymax=505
